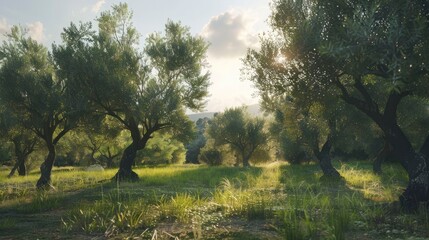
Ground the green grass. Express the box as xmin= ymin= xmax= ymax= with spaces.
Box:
xmin=0 ymin=161 xmax=427 ymax=239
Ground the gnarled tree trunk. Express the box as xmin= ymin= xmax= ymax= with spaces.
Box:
xmin=8 ymin=139 xmax=35 ymax=178
xmin=36 ymin=142 xmax=56 ymax=189
xmin=372 ymin=139 xmax=392 ymax=175
xmin=8 ymin=156 xmax=26 ymax=178
xmin=113 ymin=128 xmax=153 ymax=182
xmin=339 ymin=87 xmax=429 ymax=210
xmin=17 ymin=158 xmax=26 ymax=176
xmin=420 ymin=135 xmax=429 ymax=158
xmin=314 ymin=136 xmax=342 ymax=182
xmin=384 ymin=125 xmax=429 ymax=212
xmin=113 ymin=142 xmax=139 ymax=182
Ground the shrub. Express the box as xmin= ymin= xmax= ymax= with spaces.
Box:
xmin=199 ymin=149 xmax=222 ymax=166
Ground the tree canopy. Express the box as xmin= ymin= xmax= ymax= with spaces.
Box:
xmin=53 ymin=3 xmax=210 ymax=181
xmin=0 ymin=26 xmax=83 ymax=188
xmin=244 ymin=0 xmax=429 ymax=210
xmin=206 ymin=107 xmax=267 ymax=167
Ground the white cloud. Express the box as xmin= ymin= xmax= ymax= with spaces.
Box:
xmin=201 ymin=10 xmax=259 ymax=59
xmin=26 ymin=21 xmax=45 ymax=43
xmin=81 ymin=0 xmax=105 ymax=14
xmin=0 ymin=19 xmax=46 ymax=43
xmin=92 ymin=0 xmax=106 ymax=13
xmin=0 ymin=18 xmax=11 ymax=36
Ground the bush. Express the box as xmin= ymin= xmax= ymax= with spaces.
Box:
xmin=199 ymin=149 xmax=222 ymax=166
xmin=280 ymin=135 xmax=308 ymax=164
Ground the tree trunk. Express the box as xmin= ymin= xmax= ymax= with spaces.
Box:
xmin=399 ymin=152 xmax=429 ymax=212
xmin=17 ymin=157 xmax=26 ymax=176
xmin=383 ymin=124 xmax=429 ymax=212
xmin=113 ymin=142 xmax=139 ymax=182
xmin=340 ymin=89 xmax=428 ymax=210
xmin=7 ymin=156 xmax=27 ymax=177
xmin=36 ymin=143 xmax=56 ymax=190
xmin=372 ymin=139 xmax=392 ymax=175
xmin=8 ymin=162 xmax=18 ymax=178
xmin=8 ymin=141 xmax=33 ymax=177
xmin=242 ymin=152 xmax=251 ymax=167
xmin=420 ymin=135 xmax=429 ymax=158
xmin=315 ymin=136 xmax=342 ymax=182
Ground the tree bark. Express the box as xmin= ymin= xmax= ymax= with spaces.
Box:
xmin=113 ymin=123 xmax=160 ymax=182
xmin=8 ymin=140 xmax=34 ymax=177
xmin=339 ymin=86 xmax=428 ymax=210
xmin=242 ymin=151 xmax=251 ymax=167
xmin=314 ymin=136 xmax=342 ymax=182
xmin=7 ymin=156 xmax=27 ymax=177
xmin=103 ymin=147 xmax=119 ymax=168
xmin=113 ymin=142 xmax=139 ymax=182
xmin=36 ymin=143 xmax=56 ymax=189
xmin=383 ymin=125 xmax=429 ymax=212
xmin=17 ymin=158 xmax=26 ymax=176
xmin=420 ymin=135 xmax=429 ymax=158
xmin=372 ymin=139 xmax=392 ymax=175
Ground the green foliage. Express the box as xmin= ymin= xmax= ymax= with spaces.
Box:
xmin=0 ymin=144 xmax=12 ymax=165
xmin=185 ymin=117 xmax=210 ymax=164
xmin=53 ymin=3 xmax=210 ymax=177
xmin=56 ymin=117 xmax=130 ymax=167
xmin=0 ymin=25 xmax=84 ymax=186
xmin=199 ymin=148 xmax=223 ymax=166
xmin=206 ymin=107 xmax=268 ymax=166
xmin=139 ymin=133 xmax=186 ymax=165
xmin=244 ymin=0 xmax=429 ymax=164
xmin=0 ymin=26 xmax=82 ymax=133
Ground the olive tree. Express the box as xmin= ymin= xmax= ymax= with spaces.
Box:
xmin=53 ymin=3 xmax=210 ymax=181
xmin=244 ymin=0 xmax=429 ymax=210
xmin=0 ymin=105 xmax=38 ymax=177
xmin=206 ymin=107 xmax=267 ymax=167
xmin=0 ymin=26 xmax=82 ymax=188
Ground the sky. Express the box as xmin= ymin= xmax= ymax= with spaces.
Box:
xmin=0 ymin=0 xmax=271 ymax=113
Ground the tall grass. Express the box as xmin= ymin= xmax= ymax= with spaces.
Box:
xmin=2 ymin=161 xmax=425 ymax=239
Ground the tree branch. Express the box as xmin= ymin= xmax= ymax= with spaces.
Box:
xmin=383 ymin=91 xmax=411 ymax=124
xmin=53 ymin=127 xmax=71 ymax=145
xmin=334 ymin=77 xmax=383 ymax=125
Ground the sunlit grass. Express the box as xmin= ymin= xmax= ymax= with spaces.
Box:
xmin=339 ymin=163 xmax=408 ymax=202
xmin=1 ymin=161 xmax=426 ymax=239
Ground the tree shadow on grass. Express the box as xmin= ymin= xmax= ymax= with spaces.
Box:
xmin=276 ymin=161 xmax=420 ymax=238
xmin=0 ymin=165 xmax=264 ymax=239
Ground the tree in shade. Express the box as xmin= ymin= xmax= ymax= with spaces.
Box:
xmin=244 ymin=0 xmax=429 ymax=210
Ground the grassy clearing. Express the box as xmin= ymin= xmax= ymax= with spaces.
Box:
xmin=0 ymin=161 xmax=428 ymax=239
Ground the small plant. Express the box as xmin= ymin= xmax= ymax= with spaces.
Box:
xmin=276 ymin=208 xmax=314 ymax=240
xmin=62 ymin=199 xmax=155 ymax=236
xmin=328 ymin=208 xmax=351 ymax=240
xmin=157 ymin=193 xmax=197 ymax=222
xmin=17 ymin=191 xmax=62 ymax=213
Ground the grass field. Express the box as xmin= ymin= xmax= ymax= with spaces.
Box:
xmin=0 ymin=161 xmax=428 ymax=239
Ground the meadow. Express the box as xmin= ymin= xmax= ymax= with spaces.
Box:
xmin=0 ymin=161 xmax=428 ymax=240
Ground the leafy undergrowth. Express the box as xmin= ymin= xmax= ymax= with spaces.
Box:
xmin=0 ymin=161 xmax=428 ymax=239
